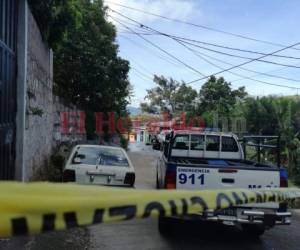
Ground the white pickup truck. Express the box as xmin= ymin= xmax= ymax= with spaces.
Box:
xmin=156 ymin=130 xmax=290 ymax=237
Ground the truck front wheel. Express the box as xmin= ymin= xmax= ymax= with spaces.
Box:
xmin=242 ymin=224 xmax=265 ymax=238
xmin=158 ymin=216 xmax=174 ymax=236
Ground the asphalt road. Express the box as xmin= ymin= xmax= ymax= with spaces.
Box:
xmin=89 ymin=142 xmax=300 ymax=250
xmin=1 ymin=142 xmax=300 ymax=250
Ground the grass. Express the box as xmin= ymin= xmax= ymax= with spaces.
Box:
xmin=288 ymin=180 xmax=298 ymax=188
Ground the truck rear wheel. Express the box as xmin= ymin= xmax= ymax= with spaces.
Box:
xmin=242 ymin=224 xmax=265 ymax=238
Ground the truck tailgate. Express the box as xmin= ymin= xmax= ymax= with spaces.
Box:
xmin=176 ymin=165 xmax=280 ymax=190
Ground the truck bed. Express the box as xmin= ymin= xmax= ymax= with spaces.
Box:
xmin=169 ymin=156 xmax=279 ymax=171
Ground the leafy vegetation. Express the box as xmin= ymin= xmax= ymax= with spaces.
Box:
xmin=54 ymin=1 xmax=131 ymax=113
xmin=140 ymin=75 xmax=197 ymax=113
xmin=27 ymin=0 xmax=82 ymax=49
xmin=198 ymin=76 xmax=247 ymax=116
xmin=28 ymin=0 xmax=132 ymax=140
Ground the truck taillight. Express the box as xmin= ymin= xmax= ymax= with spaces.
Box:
xmin=124 ymin=172 xmax=135 ymax=187
xmin=165 ymin=171 xmax=176 ymax=189
xmin=63 ymin=169 xmax=76 ymax=182
xmin=280 ymin=176 xmax=288 ymax=188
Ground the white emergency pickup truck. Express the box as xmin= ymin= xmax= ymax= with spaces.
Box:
xmin=156 ymin=130 xmax=290 ymax=237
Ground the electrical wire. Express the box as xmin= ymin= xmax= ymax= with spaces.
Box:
xmin=109 ymin=9 xmax=300 ymax=89
xmin=108 ymin=10 xmax=300 ymax=69
xmin=191 ymin=49 xmax=300 ymax=83
xmin=178 ymin=39 xmax=300 ymax=90
xmin=109 ymin=15 xmax=207 ymax=77
xmin=187 ymin=41 xmax=300 ymax=84
xmin=106 ymin=1 xmax=300 ymax=51
xmin=118 ymin=34 xmax=187 ymax=68
xmin=131 ymin=66 xmax=153 ymax=81
xmin=121 ymin=31 xmax=300 ymax=60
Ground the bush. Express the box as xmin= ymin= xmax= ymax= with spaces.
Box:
xmin=32 ymin=153 xmax=65 ymax=182
xmin=120 ymin=136 xmax=129 ymax=151
xmin=292 ymin=140 xmax=300 ymax=186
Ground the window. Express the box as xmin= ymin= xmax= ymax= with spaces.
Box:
xmin=190 ymin=135 xmax=204 ymax=150
xmin=72 ymin=147 xmax=101 ymax=165
xmin=72 ymin=147 xmax=129 ymax=166
xmin=172 ymin=135 xmax=189 ymax=150
xmin=98 ymin=148 xmax=129 ymax=167
xmin=221 ymin=136 xmax=239 ymax=152
xmin=206 ymin=135 xmax=220 ymax=151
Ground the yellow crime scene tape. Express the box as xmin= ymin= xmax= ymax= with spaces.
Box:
xmin=0 ymin=182 xmax=300 ymax=237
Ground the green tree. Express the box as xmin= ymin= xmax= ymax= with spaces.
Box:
xmin=47 ymin=0 xmax=132 ymax=139
xmin=198 ymin=76 xmax=247 ymax=115
xmin=53 ymin=0 xmax=131 ymax=112
xmin=145 ymin=75 xmax=180 ymax=112
xmin=28 ymin=0 xmax=82 ymax=48
xmin=242 ymin=96 xmax=294 ymax=136
xmin=173 ymin=83 xmax=198 ymax=112
xmin=143 ymin=76 xmax=197 ymax=113
xmin=140 ymin=102 xmax=158 ymax=114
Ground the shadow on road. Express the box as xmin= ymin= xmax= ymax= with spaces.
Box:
xmin=161 ymin=220 xmax=264 ymax=250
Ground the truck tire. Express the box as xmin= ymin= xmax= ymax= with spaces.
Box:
xmin=242 ymin=224 xmax=265 ymax=238
xmin=158 ymin=217 xmax=173 ymax=236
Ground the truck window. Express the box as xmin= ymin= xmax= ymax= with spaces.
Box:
xmin=191 ymin=135 xmax=204 ymax=150
xmin=206 ymin=135 xmax=220 ymax=151
xmin=172 ymin=135 xmax=189 ymax=150
xmin=221 ymin=136 xmax=239 ymax=152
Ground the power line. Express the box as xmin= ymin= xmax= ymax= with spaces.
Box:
xmin=130 ymin=69 xmax=153 ymax=84
xmin=181 ymin=44 xmax=300 ymax=83
xmin=119 ymin=31 xmax=154 ymax=36
xmin=179 ymin=40 xmax=300 ymax=90
xmin=194 ymin=50 xmax=300 ymax=83
xmin=109 ymin=10 xmax=300 ymax=69
xmin=109 ymin=15 xmax=207 ymax=77
xmin=121 ymin=31 xmax=300 ymax=60
xmin=119 ymin=34 xmax=184 ymax=68
xmin=106 ymin=1 xmax=300 ymax=51
xmin=187 ymin=41 xmax=300 ymax=84
xmin=110 ymin=9 xmax=300 ymax=89
xmin=131 ymin=66 xmax=153 ymax=81
xmin=172 ymin=38 xmax=300 ymax=69
xmin=129 ymin=59 xmax=155 ymax=76
xmin=118 ymin=27 xmax=193 ymax=69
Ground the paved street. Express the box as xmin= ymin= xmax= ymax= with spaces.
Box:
xmin=1 ymin=142 xmax=300 ymax=250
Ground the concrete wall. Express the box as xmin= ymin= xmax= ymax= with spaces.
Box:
xmin=22 ymin=10 xmax=54 ymax=179
xmin=16 ymin=3 xmax=85 ymax=181
xmin=15 ymin=0 xmax=28 ymax=181
xmin=53 ymin=96 xmax=86 ymax=145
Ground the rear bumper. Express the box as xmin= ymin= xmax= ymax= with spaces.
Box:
xmin=204 ymin=210 xmax=291 ymax=226
xmin=166 ymin=209 xmax=291 ymax=227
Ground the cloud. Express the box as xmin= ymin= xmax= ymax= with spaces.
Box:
xmin=104 ymin=0 xmax=198 ymax=28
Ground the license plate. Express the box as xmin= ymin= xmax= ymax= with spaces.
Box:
xmin=176 ymin=166 xmax=209 ymax=189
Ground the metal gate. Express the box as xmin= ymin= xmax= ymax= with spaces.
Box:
xmin=0 ymin=0 xmax=18 ymax=179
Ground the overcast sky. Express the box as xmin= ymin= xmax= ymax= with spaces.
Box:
xmin=104 ymin=0 xmax=300 ymax=107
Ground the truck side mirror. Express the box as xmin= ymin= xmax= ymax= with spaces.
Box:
xmin=165 ymin=134 xmax=171 ymax=141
